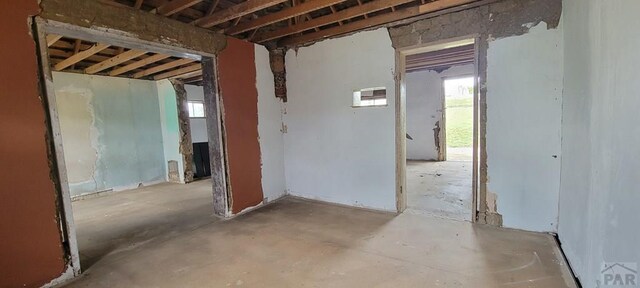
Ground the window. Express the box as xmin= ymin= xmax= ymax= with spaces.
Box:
xmin=188 ymin=101 xmax=205 ymax=118
xmin=353 ymin=87 xmax=387 ymax=107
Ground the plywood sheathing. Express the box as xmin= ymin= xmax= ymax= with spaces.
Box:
xmin=170 ymin=79 xmax=195 ymax=183
xmin=388 ymin=0 xmax=562 ymax=225
xmin=39 ymin=0 xmax=226 ymax=57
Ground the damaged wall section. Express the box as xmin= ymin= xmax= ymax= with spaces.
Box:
xmin=170 ymin=80 xmax=194 ymax=183
xmin=388 ymin=0 xmax=563 ymax=231
xmin=52 ymin=72 xmax=167 ymax=197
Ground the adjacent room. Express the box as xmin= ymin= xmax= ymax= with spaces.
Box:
xmin=47 ymin=33 xmax=218 ymax=269
xmin=404 ymin=41 xmax=476 ymax=221
xmin=2 ymin=0 xmax=639 ymax=288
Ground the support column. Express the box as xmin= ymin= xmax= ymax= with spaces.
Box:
xmin=202 ymin=57 xmax=229 ymax=217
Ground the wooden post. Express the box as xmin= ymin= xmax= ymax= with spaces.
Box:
xmin=201 ymin=57 xmax=229 ymax=217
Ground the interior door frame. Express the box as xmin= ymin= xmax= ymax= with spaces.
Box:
xmin=31 ymin=17 xmax=229 ymax=281
xmin=395 ymin=35 xmax=481 ymax=222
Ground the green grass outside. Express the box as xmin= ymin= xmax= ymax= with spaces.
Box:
xmin=445 ymin=98 xmax=473 ymax=148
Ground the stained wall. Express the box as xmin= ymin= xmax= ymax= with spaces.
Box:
xmin=53 ymin=72 xmax=166 ymax=197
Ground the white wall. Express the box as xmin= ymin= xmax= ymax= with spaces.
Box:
xmin=486 ymin=22 xmax=564 ymax=232
xmin=53 ymin=72 xmax=167 ymax=196
xmin=284 ymin=29 xmax=397 ymax=211
xmin=185 ymin=84 xmax=208 ymax=143
xmin=406 ymin=64 xmax=474 ymax=160
xmin=255 ymin=45 xmax=287 ymax=202
xmin=559 ymin=1 xmax=640 ymax=287
xmin=156 ymin=79 xmax=185 ymax=183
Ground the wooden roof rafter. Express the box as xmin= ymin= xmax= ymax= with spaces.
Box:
xmin=100 ymin=0 xmax=486 ymax=47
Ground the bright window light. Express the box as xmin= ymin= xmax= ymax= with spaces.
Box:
xmin=188 ymin=101 xmax=205 ymax=118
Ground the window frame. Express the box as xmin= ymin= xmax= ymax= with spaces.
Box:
xmin=352 ymin=87 xmax=388 ymax=108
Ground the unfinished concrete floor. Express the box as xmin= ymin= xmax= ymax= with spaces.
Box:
xmin=66 ymin=181 xmax=575 ymax=287
xmin=407 ymin=160 xmax=473 ymax=221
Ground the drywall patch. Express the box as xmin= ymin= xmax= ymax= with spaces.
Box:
xmin=55 ymin=86 xmax=98 ymax=184
xmin=167 ymin=160 xmax=180 ymax=183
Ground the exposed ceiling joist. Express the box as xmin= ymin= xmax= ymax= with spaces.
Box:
xmin=154 ymin=63 xmax=203 ymax=80
xmin=54 ymin=43 xmax=110 ymax=71
xmin=155 ymin=0 xmax=203 ymax=16
xmin=254 ymin=0 xmax=415 ymax=43
xmin=109 ymin=54 xmax=171 ymax=76
xmin=194 ymin=0 xmax=289 ymax=28
xmin=85 ymin=49 xmax=147 ymax=74
xmin=279 ymin=0 xmax=478 ymax=46
xmin=46 ymin=34 xmax=63 ymax=47
xmin=134 ymin=58 xmax=196 ymax=78
xmin=134 ymin=0 xmax=144 ymax=8
xmin=226 ymin=0 xmax=347 ymax=35
xmin=173 ymin=69 xmax=203 ymax=79
xmin=184 ymin=77 xmax=203 ymax=84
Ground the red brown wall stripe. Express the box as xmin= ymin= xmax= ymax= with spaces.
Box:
xmin=0 ymin=1 xmax=66 ymax=287
xmin=217 ymin=37 xmax=264 ymax=214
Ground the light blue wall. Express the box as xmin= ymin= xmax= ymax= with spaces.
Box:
xmin=53 ymin=72 xmax=166 ymax=197
xmin=156 ymin=79 xmax=185 ymax=183
xmin=559 ymin=1 xmax=640 ymax=287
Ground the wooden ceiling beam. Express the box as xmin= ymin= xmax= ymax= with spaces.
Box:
xmin=46 ymin=34 xmax=63 ymax=47
xmin=134 ymin=0 xmax=144 ymax=8
xmin=110 ymin=54 xmax=171 ymax=76
xmin=254 ymin=0 xmax=415 ymax=43
xmin=226 ymin=0 xmax=347 ymax=35
xmin=54 ymin=43 xmax=110 ymax=71
xmin=279 ymin=0 xmax=478 ymax=46
xmin=144 ymin=0 xmax=205 ymax=19
xmin=85 ymin=49 xmax=148 ymax=74
xmin=207 ymin=0 xmax=221 ymax=15
xmin=153 ymin=63 xmax=202 ymax=80
xmin=155 ymin=0 xmax=203 ymax=16
xmin=194 ymin=0 xmax=289 ymax=28
xmin=184 ymin=76 xmax=203 ymax=84
xmin=134 ymin=58 xmax=196 ymax=78
xmin=173 ymin=69 xmax=203 ymax=79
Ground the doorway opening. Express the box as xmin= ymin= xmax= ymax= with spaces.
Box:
xmin=33 ymin=19 xmax=228 ymax=276
xmin=444 ymin=76 xmax=475 ymax=161
xmin=396 ymin=38 xmax=480 ymax=222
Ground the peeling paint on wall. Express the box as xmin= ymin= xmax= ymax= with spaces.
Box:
xmin=53 ymin=72 xmax=167 ymax=197
xmin=56 ymin=86 xmax=99 ymax=184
